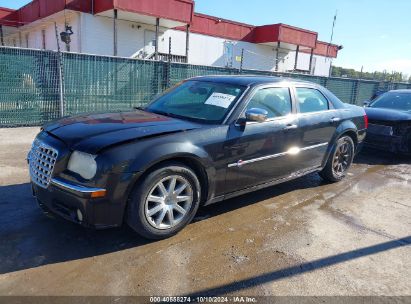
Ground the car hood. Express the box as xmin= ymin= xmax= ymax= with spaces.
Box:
xmin=43 ymin=110 xmax=202 ymax=154
xmin=365 ymin=107 xmax=411 ymax=122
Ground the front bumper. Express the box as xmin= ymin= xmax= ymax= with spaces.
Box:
xmin=28 ymin=131 xmax=141 ymax=229
xmin=32 ymin=178 xmax=123 ymax=229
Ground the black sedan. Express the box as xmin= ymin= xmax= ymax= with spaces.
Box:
xmin=28 ymin=76 xmax=367 ymax=239
xmin=364 ymin=90 xmax=411 ymax=154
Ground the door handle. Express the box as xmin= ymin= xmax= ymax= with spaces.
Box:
xmin=283 ymin=124 xmax=298 ymax=131
xmin=330 ymin=117 xmax=341 ymax=123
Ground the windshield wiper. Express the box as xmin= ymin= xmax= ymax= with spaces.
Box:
xmin=150 ymin=110 xmax=196 ymax=121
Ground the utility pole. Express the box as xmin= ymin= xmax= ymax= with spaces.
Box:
xmin=327 ymin=10 xmax=338 ymax=77
xmin=113 ymin=9 xmax=118 ymax=56
xmin=185 ymin=25 xmax=190 ymax=63
xmin=275 ymin=42 xmax=280 ymax=72
xmin=0 ymin=25 xmax=4 ymax=46
xmin=155 ymin=18 xmax=160 ymax=60
xmin=294 ymin=45 xmax=300 ymax=71
xmin=239 ymin=49 xmax=244 ymax=74
xmin=309 ymin=48 xmax=314 ymax=75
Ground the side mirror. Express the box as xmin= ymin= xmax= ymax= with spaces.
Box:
xmin=363 ymin=100 xmax=371 ymax=107
xmin=245 ymin=108 xmax=268 ymax=123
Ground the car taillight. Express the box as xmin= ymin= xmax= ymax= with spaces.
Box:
xmin=364 ymin=114 xmax=369 ymax=129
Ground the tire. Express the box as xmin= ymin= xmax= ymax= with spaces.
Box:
xmin=126 ymin=162 xmax=201 ymax=240
xmin=319 ymin=135 xmax=355 ymax=183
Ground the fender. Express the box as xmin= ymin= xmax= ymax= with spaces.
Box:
xmin=127 ymin=141 xmax=217 ymax=201
xmin=321 ymin=120 xmax=358 ymax=167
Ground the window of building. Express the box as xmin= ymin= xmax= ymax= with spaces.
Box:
xmin=296 ymin=88 xmax=329 ymax=113
xmin=246 ymin=87 xmax=292 ymax=119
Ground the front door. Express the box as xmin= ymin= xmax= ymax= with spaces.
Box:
xmin=224 ymin=86 xmax=300 ymax=193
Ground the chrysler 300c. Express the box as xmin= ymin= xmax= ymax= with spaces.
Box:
xmin=28 ymin=76 xmax=367 ymax=239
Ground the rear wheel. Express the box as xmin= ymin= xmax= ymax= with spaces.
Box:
xmin=320 ymin=135 xmax=355 ymax=183
xmin=127 ymin=162 xmax=201 ymax=240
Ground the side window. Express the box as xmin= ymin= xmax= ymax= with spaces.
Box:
xmin=296 ymin=88 xmax=329 ymax=113
xmin=246 ymin=87 xmax=292 ymax=119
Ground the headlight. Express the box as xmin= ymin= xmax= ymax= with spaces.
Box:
xmin=67 ymin=151 xmax=97 ymax=180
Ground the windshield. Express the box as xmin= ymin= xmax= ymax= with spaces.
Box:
xmin=370 ymin=92 xmax=411 ymax=111
xmin=146 ymin=80 xmax=246 ymax=124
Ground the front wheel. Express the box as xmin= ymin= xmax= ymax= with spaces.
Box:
xmin=319 ymin=135 xmax=355 ymax=183
xmin=127 ymin=162 xmax=201 ymax=240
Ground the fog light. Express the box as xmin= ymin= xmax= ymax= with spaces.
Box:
xmin=76 ymin=209 xmax=83 ymax=222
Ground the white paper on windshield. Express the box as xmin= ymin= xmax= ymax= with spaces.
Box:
xmin=204 ymin=93 xmax=236 ymax=108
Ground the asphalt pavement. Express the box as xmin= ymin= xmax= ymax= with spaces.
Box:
xmin=0 ymin=127 xmax=410 ymax=297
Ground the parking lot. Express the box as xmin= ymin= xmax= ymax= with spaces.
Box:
xmin=0 ymin=127 xmax=410 ymax=296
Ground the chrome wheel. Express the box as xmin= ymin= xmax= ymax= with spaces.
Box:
xmin=332 ymin=139 xmax=353 ymax=176
xmin=144 ymin=175 xmax=193 ymax=230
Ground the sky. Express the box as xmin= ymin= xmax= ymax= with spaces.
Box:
xmin=1 ymin=0 xmax=410 ymax=75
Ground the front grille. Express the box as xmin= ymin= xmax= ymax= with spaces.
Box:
xmin=28 ymin=139 xmax=58 ymax=188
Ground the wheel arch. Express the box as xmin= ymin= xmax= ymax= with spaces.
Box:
xmin=322 ymin=122 xmax=359 ymax=168
xmin=127 ymin=153 xmax=212 ymax=207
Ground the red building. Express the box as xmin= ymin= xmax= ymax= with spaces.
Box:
xmin=0 ymin=0 xmax=340 ymax=76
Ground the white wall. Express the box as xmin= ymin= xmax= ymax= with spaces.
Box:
xmin=312 ymin=55 xmax=332 ymax=77
xmin=80 ymin=14 xmax=170 ymax=58
xmin=159 ymin=29 xmax=186 ymax=56
xmin=163 ymin=29 xmax=334 ymax=75
xmin=4 ymin=12 xmax=81 ymax=52
xmin=164 ymin=29 xmax=281 ymax=71
xmin=80 ymin=13 xmax=113 ymax=56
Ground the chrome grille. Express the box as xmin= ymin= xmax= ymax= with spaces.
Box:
xmin=28 ymin=139 xmax=58 ymax=188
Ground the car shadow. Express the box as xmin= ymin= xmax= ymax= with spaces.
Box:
xmin=185 ymin=236 xmax=411 ymax=297
xmin=0 ymin=172 xmax=326 ymax=275
xmin=0 ymin=183 xmax=150 ymax=275
xmin=355 ymin=147 xmax=411 ymax=165
xmin=195 ymin=172 xmax=325 ymax=220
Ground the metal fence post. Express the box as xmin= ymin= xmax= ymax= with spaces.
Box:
xmin=239 ymin=49 xmax=244 ymax=74
xmin=351 ymin=80 xmax=360 ymax=105
xmin=323 ymin=77 xmax=329 ymax=89
xmin=54 ymin=22 xmax=65 ymax=117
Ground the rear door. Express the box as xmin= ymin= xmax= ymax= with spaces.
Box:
xmin=291 ymin=86 xmax=341 ymax=171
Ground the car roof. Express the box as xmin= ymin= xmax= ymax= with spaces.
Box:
xmin=388 ymin=89 xmax=411 ymax=93
xmin=189 ymin=75 xmax=316 ymax=87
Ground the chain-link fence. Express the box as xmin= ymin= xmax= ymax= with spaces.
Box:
xmin=1 ymin=46 xmax=410 ymax=127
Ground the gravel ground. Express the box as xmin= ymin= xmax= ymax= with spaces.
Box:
xmin=0 ymin=127 xmax=410 ymax=297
